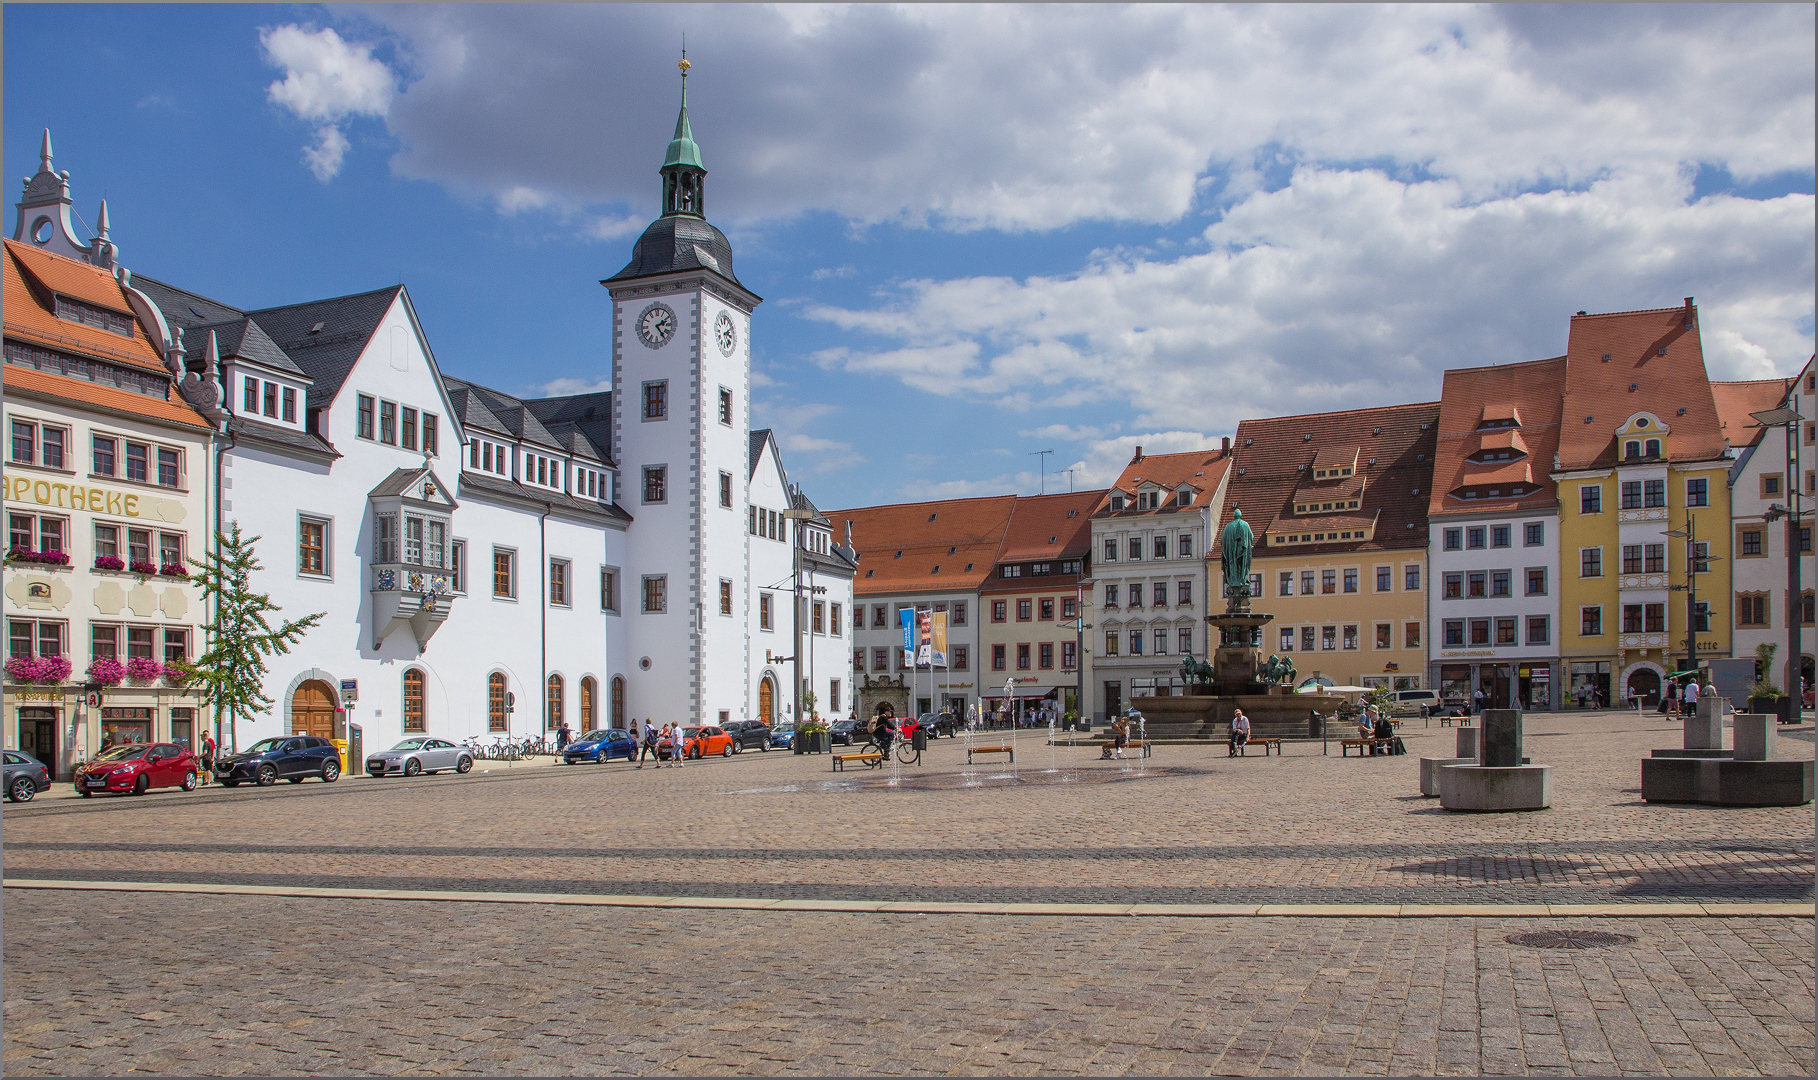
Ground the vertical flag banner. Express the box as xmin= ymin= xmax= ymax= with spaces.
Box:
xmin=916 ymin=610 xmax=933 ymax=666
xmin=900 ymin=607 xmax=915 ymax=663
xmin=931 ymin=611 xmax=948 ymax=667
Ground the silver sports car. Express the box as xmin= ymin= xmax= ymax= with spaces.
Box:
xmin=365 ymin=738 xmax=474 ymax=777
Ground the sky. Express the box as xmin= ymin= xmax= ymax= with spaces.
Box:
xmin=4 ymin=4 xmax=1813 ymax=510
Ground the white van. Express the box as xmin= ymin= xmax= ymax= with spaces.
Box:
xmin=1388 ymin=689 xmax=1441 ymax=717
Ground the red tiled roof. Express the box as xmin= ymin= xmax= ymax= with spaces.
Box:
xmin=3 ymin=239 xmax=167 ymax=373
xmin=1093 ymin=448 xmax=1233 ymax=517
xmin=980 ymin=489 xmax=1105 ymax=595
xmin=824 ymin=495 xmax=1019 ymax=597
xmin=3 ymin=362 xmax=211 ymax=431
xmin=1218 ymin=401 xmax=1439 ymax=557
xmin=1711 ymin=377 xmax=1795 ymax=450
xmin=1558 ymin=302 xmax=1725 ymax=469
xmin=1429 ymin=356 xmax=1565 ymax=517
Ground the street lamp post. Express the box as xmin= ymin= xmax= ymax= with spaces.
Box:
xmin=1753 ymin=403 xmax=1809 ymax=701
xmin=1062 ymin=613 xmax=1093 ymax=731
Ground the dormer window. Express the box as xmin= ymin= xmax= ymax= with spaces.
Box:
xmin=1625 ymin=440 xmax=1642 ymax=460
xmin=55 ymin=295 xmax=133 ymax=337
xmin=1645 ymin=438 xmax=1660 ymax=458
xmin=1175 ymin=490 xmax=1191 ymax=506
xmin=1110 ymin=494 xmax=1125 ymax=511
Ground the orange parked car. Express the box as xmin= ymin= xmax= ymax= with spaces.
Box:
xmin=676 ymin=725 xmax=736 ymax=759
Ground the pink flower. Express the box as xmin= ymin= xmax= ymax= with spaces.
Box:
xmin=88 ymin=658 xmax=127 ymax=687
xmin=126 ymin=656 xmax=165 ymax=682
xmin=5 ymin=655 xmax=71 ymax=684
xmin=94 ymin=555 xmax=126 ymax=571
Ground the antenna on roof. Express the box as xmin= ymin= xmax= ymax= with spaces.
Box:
xmin=1029 ymin=449 xmax=1053 ymax=494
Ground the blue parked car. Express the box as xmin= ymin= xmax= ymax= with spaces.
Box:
xmin=768 ymin=723 xmax=795 ymax=749
xmin=563 ymin=729 xmax=638 ymax=765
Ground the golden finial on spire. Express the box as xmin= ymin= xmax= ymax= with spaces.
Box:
xmin=679 ymin=37 xmax=689 ymax=75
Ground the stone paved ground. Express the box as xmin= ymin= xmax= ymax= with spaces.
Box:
xmin=3 ymin=892 xmax=1812 ymax=1076
xmin=4 ymin=711 xmax=1813 ymax=1074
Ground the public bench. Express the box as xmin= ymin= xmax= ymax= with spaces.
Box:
xmin=831 ymin=752 xmax=885 ymax=771
xmin=1340 ymin=738 xmax=1403 ymax=757
xmin=968 ymin=745 xmax=1014 ymax=764
xmin=1439 ymin=715 xmax=1471 ymax=728
xmin=1229 ymin=737 xmax=1284 ymax=757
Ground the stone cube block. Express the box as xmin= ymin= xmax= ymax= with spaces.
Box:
xmin=1479 ymin=709 xmax=1523 ymax=768
xmin=1732 ymin=714 xmax=1776 ymax=762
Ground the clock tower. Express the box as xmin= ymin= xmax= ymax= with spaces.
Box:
xmin=604 ymin=55 xmax=762 ymax=726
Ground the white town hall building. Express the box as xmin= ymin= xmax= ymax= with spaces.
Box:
xmin=7 ymin=67 xmax=854 ymax=758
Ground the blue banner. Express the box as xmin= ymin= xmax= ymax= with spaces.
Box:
xmin=900 ymin=607 xmax=915 ymax=654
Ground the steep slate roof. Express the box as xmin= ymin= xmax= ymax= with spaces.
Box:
xmin=1558 ymin=301 xmax=1726 ymax=470
xmin=458 ymin=469 xmax=631 ymax=524
xmin=1218 ymin=400 xmax=1440 ymax=558
xmin=1711 ymin=377 xmax=1795 ymax=451
xmin=1094 ymin=448 xmax=1233 ymax=518
xmin=443 ymin=376 xmax=565 ymax=450
xmin=189 ymin=316 xmax=309 ymax=379
xmin=1429 ymin=356 xmax=1567 ymax=517
xmin=749 ymin=429 xmax=777 ymax=479
xmin=225 ymin=413 xmax=338 ymax=461
xmin=825 ymin=495 xmax=1020 ymax=597
xmin=4 ymin=239 xmax=169 ymax=373
xmin=245 ymin=286 xmax=404 ymax=412
xmin=523 ymin=391 xmax=614 ymax=466
xmin=129 ymin=273 xmax=246 ymax=332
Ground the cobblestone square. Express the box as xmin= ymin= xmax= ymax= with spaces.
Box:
xmin=5 ymin=711 xmax=1813 ymax=1074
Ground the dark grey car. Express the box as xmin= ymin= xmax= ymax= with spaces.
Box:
xmin=4 ymin=749 xmax=51 ymax=802
xmin=723 ymin=720 xmax=772 ymax=752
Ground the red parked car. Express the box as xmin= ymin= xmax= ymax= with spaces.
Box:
xmin=74 ymin=742 xmax=200 ymax=797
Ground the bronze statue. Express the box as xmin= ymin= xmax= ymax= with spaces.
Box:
xmin=1259 ymin=654 xmax=1297 ymax=687
xmin=1180 ymin=656 xmax=1215 ymax=687
xmin=1220 ymin=508 xmax=1254 ymax=598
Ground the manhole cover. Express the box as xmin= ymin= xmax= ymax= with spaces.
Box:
xmin=1504 ymin=930 xmax=1634 ymax=950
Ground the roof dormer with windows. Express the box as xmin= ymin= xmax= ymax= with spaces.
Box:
xmin=1615 ymin=412 xmax=1670 ymax=465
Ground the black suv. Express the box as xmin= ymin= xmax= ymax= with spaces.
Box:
xmin=723 ymin=720 xmax=773 ymax=752
xmin=215 ymin=736 xmax=342 ymax=786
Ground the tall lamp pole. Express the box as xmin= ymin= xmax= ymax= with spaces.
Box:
xmin=1754 ymin=403 xmax=1809 ymax=701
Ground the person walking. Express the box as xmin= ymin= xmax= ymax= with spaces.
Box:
xmin=1471 ymin=687 xmax=1485 ymax=715
xmin=673 ymin=724 xmax=687 ymax=768
xmin=1683 ymin=676 xmax=1701 ymax=717
xmin=556 ymin=720 xmax=572 ymax=752
xmin=637 ymin=719 xmax=657 ymax=767
xmin=1228 ymin=709 xmax=1251 ymax=757
xmin=200 ymin=731 xmax=217 ymax=783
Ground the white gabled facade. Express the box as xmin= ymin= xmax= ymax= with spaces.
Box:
xmin=1728 ymin=357 xmax=1815 ymax=698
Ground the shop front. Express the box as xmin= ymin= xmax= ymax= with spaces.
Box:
xmin=1568 ymin=661 xmax=1612 ymax=709
xmin=1433 ymin=660 xmax=1558 ymax=711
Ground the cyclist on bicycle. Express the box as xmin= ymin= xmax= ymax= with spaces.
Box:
xmin=869 ymin=705 xmax=896 ymax=757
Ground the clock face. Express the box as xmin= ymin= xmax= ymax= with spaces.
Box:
xmin=715 ymin=311 xmax=737 ymax=356
xmin=636 ymin=303 xmax=677 ymax=349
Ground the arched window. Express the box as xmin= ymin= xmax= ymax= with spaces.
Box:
xmin=488 ymin=673 xmax=508 ymax=732
xmin=403 ymin=669 xmax=426 ymax=732
xmin=580 ymin=676 xmax=596 ymax=731
xmin=546 ymin=674 xmax=564 ymax=731
xmin=611 ymin=676 xmax=625 ymax=727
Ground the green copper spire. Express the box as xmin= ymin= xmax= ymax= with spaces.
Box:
xmin=663 ymin=51 xmax=703 ymax=170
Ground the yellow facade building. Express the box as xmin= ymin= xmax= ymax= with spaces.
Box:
xmin=1554 ymin=301 xmax=1733 ymax=708
xmin=1217 ymin=402 xmax=1440 ymax=692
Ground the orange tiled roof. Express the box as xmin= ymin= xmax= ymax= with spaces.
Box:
xmin=1094 ymin=448 xmax=1233 ymax=517
xmin=980 ymin=489 xmax=1105 ymax=595
xmin=1219 ymin=400 xmax=1439 ymax=556
xmin=1558 ymin=302 xmax=1725 ymax=469
xmin=824 ymin=495 xmax=1019 ymax=596
xmin=1711 ymin=377 xmax=1795 ymax=450
xmin=3 ymin=239 xmax=167 ymax=373
xmin=2 ymin=362 xmax=210 ymax=431
xmin=1429 ymin=356 xmax=1565 ymax=517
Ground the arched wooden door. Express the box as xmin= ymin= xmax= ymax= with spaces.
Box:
xmin=580 ymin=677 xmax=597 ymax=730
xmin=292 ymin=681 xmax=337 ymax=739
xmin=758 ymin=676 xmax=775 ymax=724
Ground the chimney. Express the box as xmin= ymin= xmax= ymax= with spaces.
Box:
xmin=1683 ymin=297 xmax=1695 ymax=326
xmin=1220 ymin=436 xmax=1231 ymax=457
xmin=1132 ymin=445 xmax=1143 ymax=463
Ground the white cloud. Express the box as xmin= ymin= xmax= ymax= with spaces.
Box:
xmin=301 ymin=125 xmax=351 ymax=183
xmin=806 ymin=169 xmax=1815 ymax=432
xmin=260 ymin=24 xmax=394 ymax=180
xmin=537 ymin=376 xmax=613 ymax=396
xmin=811 ymin=265 xmax=857 ymax=280
xmin=1017 ymin=423 xmax=1114 ymax=443
xmin=347 ymin=5 xmax=1809 ymax=230
xmin=1065 ymin=432 xmax=1225 ymax=490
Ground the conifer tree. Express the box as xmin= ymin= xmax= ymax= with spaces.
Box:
xmin=188 ymin=524 xmax=325 ymax=749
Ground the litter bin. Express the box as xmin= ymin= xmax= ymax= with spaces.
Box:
xmin=912 ymin=728 xmax=928 ymax=752
xmin=1308 ymin=713 xmax=1324 ymax=739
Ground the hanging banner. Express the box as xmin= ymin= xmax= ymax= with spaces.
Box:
xmin=931 ymin=611 xmax=948 ymax=667
xmin=900 ymin=607 xmax=915 ymax=658
xmin=916 ymin=610 xmax=934 ymax=666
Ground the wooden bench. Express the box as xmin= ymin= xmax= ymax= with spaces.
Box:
xmin=1439 ymin=715 xmax=1471 ymax=728
xmin=831 ymin=752 xmax=885 ymax=771
xmin=1340 ymin=738 xmax=1403 ymax=757
xmin=968 ymin=745 xmax=1014 ymax=764
xmin=1229 ymin=737 xmax=1283 ymax=757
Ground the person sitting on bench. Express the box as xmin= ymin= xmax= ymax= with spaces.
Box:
xmin=1228 ymin=709 xmax=1251 ymax=756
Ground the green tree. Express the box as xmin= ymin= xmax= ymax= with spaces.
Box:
xmin=189 ymin=524 xmax=325 ymax=749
